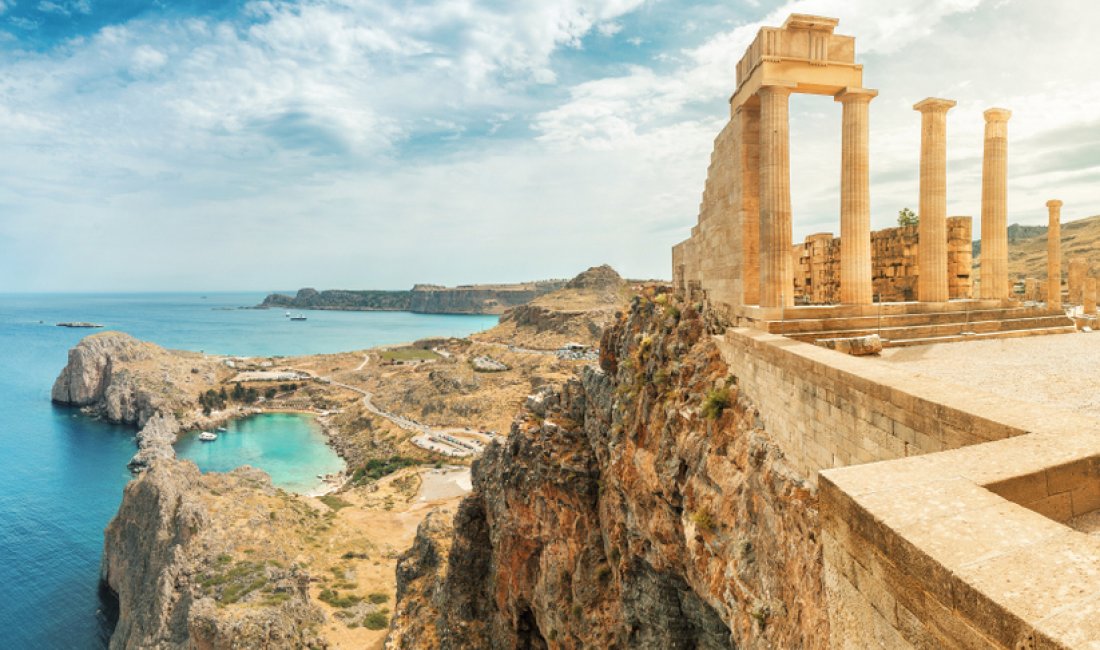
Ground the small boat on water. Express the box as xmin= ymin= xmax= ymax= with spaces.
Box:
xmin=290 ymin=314 xmax=308 ymax=321
xmin=215 ymin=426 xmax=228 ymax=433
xmin=285 ymin=311 xmax=291 ymax=318
xmin=199 ymin=431 xmax=218 ymax=441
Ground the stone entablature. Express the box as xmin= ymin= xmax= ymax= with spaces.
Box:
xmin=732 ymin=15 xmax=861 ymax=110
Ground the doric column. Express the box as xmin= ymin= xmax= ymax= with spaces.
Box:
xmin=1086 ymin=278 xmax=1097 ymax=314
xmin=980 ymin=108 xmax=1011 ymax=300
xmin=738 ymin=104 xmax=761 ymax=305
xmin=913 ymin=98 xmax=956 ymax=302
xmin=836 ymin=88 xmax=877 ymax=304
xmin=759 ymin=84 xmax=794 ymax=308
xmin=1047 ymin=200 xmax=1063 ymax=308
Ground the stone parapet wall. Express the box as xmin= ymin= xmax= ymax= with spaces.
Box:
xmin=822 ymin=419 xmax=1100 ymax=648
xmin=715 ymin=327 xmax=1023 ymax=480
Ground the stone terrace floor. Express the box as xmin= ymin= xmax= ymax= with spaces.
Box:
xmin=866 ymin=331 xmax=1100 ymax=418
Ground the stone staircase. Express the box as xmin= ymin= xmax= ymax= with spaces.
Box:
xmin=758 ymin=302 xmax=1075 ymax=348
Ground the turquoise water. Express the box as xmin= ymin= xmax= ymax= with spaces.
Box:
xmin=0 ymin=292 xmax=497 ymax=648
xmin=175 ymin=413 xmax=345 ymax=494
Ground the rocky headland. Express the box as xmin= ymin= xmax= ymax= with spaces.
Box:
xmin=51 ymin=332 xmax=228 ymax=470
xmin=260 ymin=279 xmax=567 ymax=315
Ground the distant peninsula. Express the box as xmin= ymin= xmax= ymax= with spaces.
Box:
xmin=258 ymin=280 xmax=568 ymax=315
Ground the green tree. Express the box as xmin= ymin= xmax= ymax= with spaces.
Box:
xmin=898 ymin=207 xmax=919 ymax=227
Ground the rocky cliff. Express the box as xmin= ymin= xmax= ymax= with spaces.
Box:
xmin=260 ymin=280 xmax=567 ymax=315
xmin=102 ymin=460 xmax=328 ymax=650
xmin=51 ymin=332 xmax=224 ymax=470
xmin=387 ymin=290 xmax=826 ymax=648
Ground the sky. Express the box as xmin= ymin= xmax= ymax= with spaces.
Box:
xmin=0 ymin=0 xmax=1097 ymax=292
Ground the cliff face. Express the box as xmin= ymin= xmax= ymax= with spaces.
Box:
xmin=262 ymin=288 xmax=412 ymax=311
xmin=388 ymin=291 xmax=826 ymax=648
xmin=103 ymin=461 xmax=328 ymax=650
xmin=260 ymin=281 xmax=567 ymax=315
xmin=408 ymin=284 xmax=562 ymax=315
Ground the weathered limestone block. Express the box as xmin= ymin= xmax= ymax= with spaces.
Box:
xmin=816 ymin=334 xmax=882 ymax=356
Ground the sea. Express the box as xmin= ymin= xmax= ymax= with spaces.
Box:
xmin=0 ymin=292 xmax=498 ymax=648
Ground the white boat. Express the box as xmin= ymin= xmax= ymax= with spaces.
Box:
xmin=290 ymin=314 xmax=308 ymax=321
xmin=285 ymin=311 xmax=291 ymax=318
xmin=216 ymin=426 xmax=228 ymax=433
xmin=199 ymin=431 xmax=218 ymax=441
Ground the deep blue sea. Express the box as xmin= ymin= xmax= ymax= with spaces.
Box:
xmin=0 ymin=292 xmax=498 ymax=648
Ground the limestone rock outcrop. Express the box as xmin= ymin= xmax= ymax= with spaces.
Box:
xmin=102 ymin=461 xmax=328 ymax=650
xmin=52 ymin=332 xmax=160 ymax=422
xmin=479 ymin=265 xmax=629 ymax=349
xmin=387 ymin=290 xmax=825 ymax=648
xmin=52 ymin=332 xmax=223 ymax=469
xmin=564 ymin=264 xmax=622 ymax=291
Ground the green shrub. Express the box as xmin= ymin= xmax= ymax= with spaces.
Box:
xmin=368 ymin=592 xmax=389 ymax=604
xmin=363 ymin=611 xmax=389 ymax=630
xmin=701 ymin=388 xmax=731 ymax=419
xmin=351 ymin=456 xmax=418 ymax=485
xmin=691 ymin=508 xmax=716 ymax=532
xmin=318 ymin=589 xmax=363 ymax=609
xmin=318 ymin=495 xmax=353 ymax=511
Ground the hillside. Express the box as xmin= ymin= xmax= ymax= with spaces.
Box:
xmin=972 ymin=213 xmax=1100 ymax=280
xmin=260 ymin=280 xmax=567 ymax=315
xmin=472 ymin=264 xmax=632 ymax=349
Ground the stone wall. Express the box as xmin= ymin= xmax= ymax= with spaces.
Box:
xmin=714 ymin=326 xmax=1022 ymax=480
xmin=790 ymin=217 xmax=972 ymax=305
xmin=793 ymin=233 xmax=840 ymax=304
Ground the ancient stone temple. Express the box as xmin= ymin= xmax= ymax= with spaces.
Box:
xmin=672 ymin=14 xmax=1072 ymax=347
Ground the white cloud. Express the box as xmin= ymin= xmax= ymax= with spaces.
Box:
xmin=597 ymin=21 xmax=623 ymax=36
xmin=2 ymin=0 xmax=1100 ymax=292
xmin=37 ymin=0 xmax=92 ymax=17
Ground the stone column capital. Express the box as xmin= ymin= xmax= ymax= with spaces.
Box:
xmin=758 ymin=82 xmax=795 ymax=98
xmin=983 ymin=107 xmax=1012 ymax=122
xmin=834 ymin=87 xmax=878 ymax=103
xmin=1046 ymin=199 xmax=1064 ymax=209
xmin=913 ymin=97 xmax=957 ymax=114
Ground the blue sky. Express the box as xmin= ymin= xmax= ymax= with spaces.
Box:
xmin=1 ymin=0 xmax=1098 ymax=291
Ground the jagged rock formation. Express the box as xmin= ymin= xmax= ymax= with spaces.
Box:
xmin=476 ymin=265 xmax=629 ymax=349
xmin=102 ymin=461 xmax=327 ymax=649
xmin=388 ymin=290 xmax=826 ymax=648
xmin=260 ymin=280 xmax=567 ymax=315
xmin=51 ymin=332 xmax=224 ymax=470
